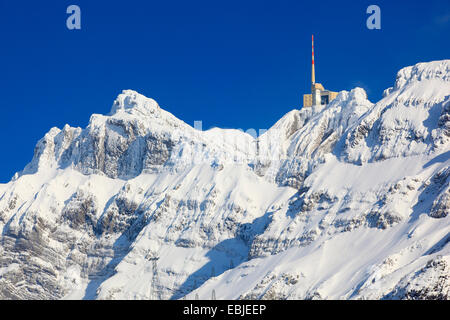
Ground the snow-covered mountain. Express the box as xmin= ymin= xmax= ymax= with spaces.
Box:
xmin=0 ymin=60 xmax=449 ymax=300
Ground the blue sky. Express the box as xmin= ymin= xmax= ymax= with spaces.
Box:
xmin=0 ymin=0 xmax=449 ymax=182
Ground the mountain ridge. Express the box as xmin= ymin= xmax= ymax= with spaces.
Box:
xmin=0 ymin=59 xmax=449 ymax=300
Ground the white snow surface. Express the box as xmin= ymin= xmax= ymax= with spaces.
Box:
xmin=0 ymin=60 xmax=449 ymax=300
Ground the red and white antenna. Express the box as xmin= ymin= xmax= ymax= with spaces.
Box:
xmin=311 ymin=34 xmax=315 ymax=85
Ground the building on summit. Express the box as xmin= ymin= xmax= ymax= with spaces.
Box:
xmin=303 ymin=35 xmax=338 ymax=107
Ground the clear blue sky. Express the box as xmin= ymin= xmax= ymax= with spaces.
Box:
xmin=0 ymin=0 xmax=449 ymax=182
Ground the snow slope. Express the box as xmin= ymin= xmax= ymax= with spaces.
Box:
xmin=0 ymin=60 xmax=449 ymax=300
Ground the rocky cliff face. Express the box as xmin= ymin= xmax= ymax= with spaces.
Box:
xmin=0 ymin=60 xmax=449 ymax=300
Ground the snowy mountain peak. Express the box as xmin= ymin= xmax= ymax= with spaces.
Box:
xmin=110 ymin=89 xmax=160 ymax=116
xmin=394 ymin=60 xmax=450 ymax=91
xmin=336 ymin=87 xmax=368 ymax=104
xmin=0 ymin=60 xmax=449 ymax=300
